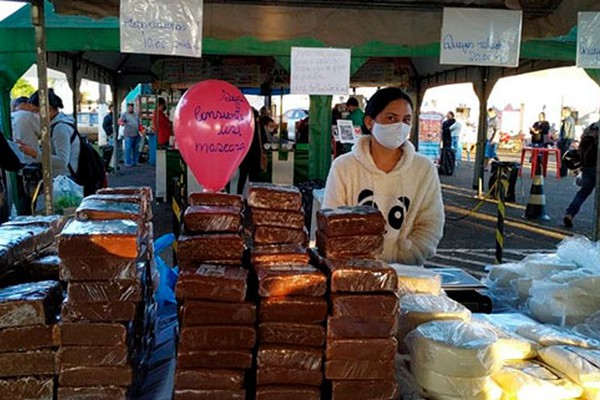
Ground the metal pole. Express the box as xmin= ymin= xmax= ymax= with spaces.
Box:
xmin=496 ymin=164 xmax=508 ymax=264
xmin=473 ymin=67 xmax=489 ymax=192
xmin=31 ymin=0 xmax=53 ymax=215
xmin=593 ymin=133 xmax=600 ymax=241
xmin=111 ymin=78 xmax=120 ymax=175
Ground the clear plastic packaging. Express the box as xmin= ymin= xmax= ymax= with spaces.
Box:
xmin=259 ymin=297 xmax=327 ymax=324
xmin=177 ymin=234 xmax=244 ymax=263
xmin=472 ymin=314 xmax=539 ymax=360
xmin=61 ymin=300 xmax=137 ymax=323
xmin=67 ymin=280 xmax=142 ymax=303
xmin=250 ymin=208 xmax=305 ymax=229
xmin=0 ymin=350 xmax=56 ymax=377
xmin=540 ymin=345 xmax=600 ymax=400
xmin=180 ymin=301 xmax=256 ymax=326
xmin=0 ymin=281 xmax=62 ymax=329
xmin=179 ymin=326 xmax=256 ymax=351
xmin=247 ymin=182 xmax=303 ymax=211
xmin=188 ymin=192 xmax=243 ymax=211
xmin=253 ymin=226 xmax=308 ymax=246
xmin=177 ymin=350 xmax=253 ymax=370
xmin=325 ymin=258 xmax=397 ymax=293
xmin=325 ymin=359 xmax=395 ymax=380
xmin=256 ymin=265 xmax=326 ymax=298
xmin=257 ymin=345 xmax=323 ymax=371
xmin=413 ymin=368 xmax=503 ymax=400
xmin=556 ymin=235 xmax=600 ymax=271
xmin=75 ymin=198 xmax=143 ymax=222
xmin=98 ymin=186 xmax=152 ymax=202
xmin=251 ymin=244 xmax=310 ymax=266
xmin=57 ymin=345 xmax=128 ymax=366
xmin=390 ymin=264 xmax=442 ymax=296
xmin=259 ymin=322 xmax=325 ymax=347
xmin=516 ymin=324 xmax=600 ymax=349
xmin=174 ymin=369 xmax=245 ymax=391
xmin=574 ymin=311 xmax=600 ymax=342
xmin=59 ymin=219 xmax=141 ymax=259
xmin=316 ymin=230 xmax=383 ymax=258
xmin=183 ymin=205 xmax=241 ymax=234
xmin=175 ymin=265 xmax=248 ymax=303
xmin=0 ymin=377 xmax=53 ymax=400
xmin=331 ymin=294 xmax=399 ymax=319
xmin=326 ymin=338 xmax=397 ymax=361
xmin=317 ymin=206 xmax=385 ymax=237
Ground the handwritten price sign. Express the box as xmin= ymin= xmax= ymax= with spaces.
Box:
xmin=440 ymin=8 xmax=522 ymax=68
xmin=577 ymin=12 xmax=600 ymax=69
xmin=290 ymin=47 xmax=351 ymax=95
xmin=120 ymin=0 xmax=203 ymax=58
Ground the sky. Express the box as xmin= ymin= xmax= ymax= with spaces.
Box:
xmin=0 ymin=1 xmax=25 ymax=22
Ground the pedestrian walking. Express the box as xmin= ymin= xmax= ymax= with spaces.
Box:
xmin=558 ymin=107 xmax=575 ymax=177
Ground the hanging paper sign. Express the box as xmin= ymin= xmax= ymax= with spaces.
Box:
xmin=440 ymin=8 xmax=522 ymax=67
xmin=577 ymin=12 xmax=600 ymax=69
xmin=120 ymin=0 xmax=203 ymax=58
xmin=290 ymin=47 xmax=351 ymax=95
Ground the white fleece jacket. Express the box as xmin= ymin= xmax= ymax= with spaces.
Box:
xmin=323 ymin=136 xmax=445 ymax=265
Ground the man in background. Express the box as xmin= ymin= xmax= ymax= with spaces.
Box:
xmin=558 ymin=106 xmax=575 ymax=178
xmin=152 ymin=97 xmax=172 ymax=146
xmin=484 ymin=108 xmax=500 ymax=170
xmin=119 ymin=102 xmax=141 ymax=167
xmin=345 ymin=97 xmax=364 ymax=129
xmin=103 ymin=104 xmax=114 ymax=139
xmin=11 ymin=96 xmax=39 ymax=165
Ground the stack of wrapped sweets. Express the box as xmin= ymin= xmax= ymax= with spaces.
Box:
xmin=0 ymin=281 xmax=62 ymax=400
xmin=247 ymin=183 xmax=326 ymax=400
xmin=316 ymin=206 xmax=399 ymax=400
xmin=56 ymin=186 xmax=156 ymax=399
xmin=175 ymin=192 xmax=256 ymax=400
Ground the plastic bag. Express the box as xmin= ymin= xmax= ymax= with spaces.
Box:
xmin=472 ymin=314 xmax=539 ymax=361
xmin=557 ymin=235 xmax=600 ymax=272
xmin=390 ymin=264 xmax=442 ymax=297
xmin=36 ymin=175 xmax=84 ymax=215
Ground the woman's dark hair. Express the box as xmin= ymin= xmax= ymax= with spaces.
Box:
xmin=448 ymin=111 xmax=455 ymax=118
xmin=29 ymin=88 xmax=64 ymax=109
xmin=363 ymin=87 xmax=414 ymax=134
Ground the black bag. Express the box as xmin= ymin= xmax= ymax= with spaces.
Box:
xmin=562 ymin=148 xmax=582 ymax=171
xmin=51 ymin=122 xmax=106 ymax=196
xmin=438 ymin=148 xmax=455 ymax=176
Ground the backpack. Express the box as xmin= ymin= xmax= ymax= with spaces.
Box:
xmin=51 ymin=121 xmax=106 ymax=196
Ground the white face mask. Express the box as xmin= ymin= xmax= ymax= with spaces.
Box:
xmin=371 ymin=121 xmax=411 ymax=149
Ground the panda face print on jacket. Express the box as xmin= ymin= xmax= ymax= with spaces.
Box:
xmin=357 ymin=189 xmax=411 ymax=231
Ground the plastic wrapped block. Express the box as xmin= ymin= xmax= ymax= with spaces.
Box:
xmin=0 ymin=281 xmax=62 ymax=329
xmin=472 ymin=314 xmax=538 ymax=360
xmin=256 ymin=265 xmax=327 ymax=297
xmin=0 ymin=350 xmax=56 ymax=377
xmin=326 ymin=338 xmax=397 ymax=361
xmin=255 ymin=385 xmax=321 ymax=400
xmin=57 ymin=346 xmax=128 ymax=366
xmin=257 ymin=345 xmax=323 ymax=370
xmin=316 ymin=230 xmax=383 ymax=258
xmin=390 ymin=264 xmax=442 ymax=296
xmin=57 ymin=386 xmax=127 ymax=400
xmin=183 ymin=206 xmax=241 ymax=234
xmin=176 ymin=265 xmax=248 ymax=302
xmin=97 ymin=186 xmax=152 ymax=201
xmin=177 ymin=350 xmax=253 ymax=369
xmin=406 ymin=320 xmax=499 ymax=378
xmin=20 ymin=255 xmax=60 ymax=282
xmin=259 ymin=323 xmax=325 ymax=347
xmin=328 ymin=316 xmax=398 ymax=338
xmin=177 ymin=234 xmax=244 ymax=263
xmin=324 ymin=258 xmax=398 ymax=293
xmin=516 ymin=324 xmax=600 ymax=349
xmin=540 ymin=345 xmax=600 ymax=400
xmin=180 ymin=301 xmax=256 ymax=326
xmin=0 ymin=325 xmax=55 ymax=353
xmin=476 ymin=313 xmax=540 ymax=335
xmin=259 ymin=296 xmax=327 ymax=324
xmin=250 ymin=208 xmax=305 ymax=229
xmin=67 ymin=280 xmax=142 ymax=303
xmin=4 ymin=214 xmax=66 ymax=231
xmin=59 ymin=257 xmax=142 ymax=282
xmin=188 ymin=192 xmax=243 ymax=212
xmin=256 ymin=367 xmax=323 ymax=387
xmin=556 ymin=235 xmax=600 ymax=271
xmin=179 ymin=326 xmax=256 ymax=351
xmin=574 ymin=311 xmax=600 ymax=342
xmin=331 ymin=380 xmax=398 ymax=400
xmin=247 ymin=183 xmax=302 ymax=211
xmin=331 ymin=294 xmax=399 ymax=319
xmin=492 ymin=360 xmax=583 ymax=400
xmin=0 ymin=227 xmax=37 ymax=264
xmin=58 ymin=219 xmax=141 ymax=259
xmin=413 ymin=368 xmax=503 ymax=400
xmin=75 ymin=198 xmax=143 ymax=222
xmin=325 ymin=359 xmax=395 ymax=380
xmin=54 ymin=323 xmax=128 ymax=346
xmin=58 ymin=366 xmax=132 ymax=387
xmin=253 ymin=226 xmax=308 ymax=246
xmin=175 ymin=369 xmax=244 ymax=390
xmin=317 ymin=206 xmax=385 ymax=237
xmin=0 ymin=377 xmax=53 ymax=400
xmin=251 ymin=244 xmax=310 ymax=266
xmin=173 ymin=389 xmax=246 ymax=400
xmin=85 ymin=193 xmax=150 ymax=217
xmin=61 ymin=300 xmax=137 ymax=323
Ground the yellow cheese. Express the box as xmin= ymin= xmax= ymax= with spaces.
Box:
xmin=413 ymin=368 xmax=503 ymax=400
xmin=540 ymin=345 xmax=600 ymax=400
xmin=516 ymin=325 xmax=600 ymax=349
xmin=390 ymin=264 xmax=442 ymax=296
xmin=472 ymin=314 xmax=538 ymax=360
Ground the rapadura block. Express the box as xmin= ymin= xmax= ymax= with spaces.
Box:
xmin=259 ymin=297 xmax=327 ymax=324
xmin=253 ymin=226 xmax=308 ymax=246
xmin=188 ymin=192 xmax=244 ymax=212
xmin=57 ymin=386 xmax=128 ymax=400
xmin=259 ymin=323 xmax=325 ymax=347
xmin=177 ymin=234 xmax=244 ymax=263
xmin=179 ymin=326 xmax=256 ymax=351
xmin=54 ymin=323 xmax=128 ymax=346
xmin=331 ymin=294 xmax=399 ymax=319
xmin=174 ymin=369 xmax=245 ymax=390
xmin=324 ymin=259 xmax=398 ymax=293
xmin=249 ymin=208 xmax=305 ymax=229
xmin=176 ymin=265 xmax=248 ymax=303
xmin=316 ymin=230 xmax=383 ymax=259
xmin=173 ymin=389 xmax=246 ymax=400
xmin=58 ymin=366 xmax=133 ymax=387
xmin=247 ymin=183 xmax=302 ymax=211
xmin=57 ymin=346 xmax=128 ymax=366
xmin=255 ymin=385 xmax=321 ymax=400
xmin=0 ymin=377 xmax=53 ymax=400
xmin=75 ymin=198 xmax=143 ymax=222
xmin=317 ymin=206 xmax=385 ymax=237
xmin=251 ymin=244 xmax=310 ymax=266
xmin=0 ymin=351 xmax=56 ymax=377
xmin=61 ymin=300 xmax=137 ymax=323
xmin=97 ymin=186 xmax=152 ymax=202
xmin=325 ymin=359 xmax=395 ymax=380
xmin=0 ymin=281 xmax=62 ymax=329
xmin=326 ymin=338 xmax=398 ymax=361
xmin=256 ymin=265 xmax=326 ymax=297
xmin=256 ymin=367 xmax=323 ymax=387
xmin=327 ymin=316 xmax=398 ymax=338
xmin=0 ymin=325 xmax=55 ymax=353
xmin=257 ymin=345 xmax=323 ymax=370
xmin=59 ymin=258 xmax=142 ymax=282
xmin=331 ymin=380 xmax=398 ymax=400
xmin=183 ymin=206 xmax=241 ymax=234
xmin=180 ymin=301 xmax=256 ymax=326
xmin=177 ymin=350 xmax=253 ymax=369
xmin=67 ymin=280 xmax=142 ymax=303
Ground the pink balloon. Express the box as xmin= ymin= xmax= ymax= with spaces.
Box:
xmin=174 ymin=80 xmax=254 ymax=192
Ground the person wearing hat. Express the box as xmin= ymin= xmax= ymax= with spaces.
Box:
xmin=11 ymin=96 xmax=40 ymax=164
xmin=119 ymin=102 xmax=141 ymax=167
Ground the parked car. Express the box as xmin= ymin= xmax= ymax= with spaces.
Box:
xmin=282 ymin=108 xmax=308 ymax=140
xmin=76 ymin=112 xmax=99 ymax=142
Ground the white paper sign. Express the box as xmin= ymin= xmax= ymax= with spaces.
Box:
xmin=290 ymin=47 xmax=350 ymax=95
xmin=120 ymin=0 xmax=203 ymax=58
xmin=577 ymin=12 xmax=600 ymax=69
xmin=440 ymin=8 xmax=522 ymax=67
xmin=337 ymin=120 xmax=355 ymax=144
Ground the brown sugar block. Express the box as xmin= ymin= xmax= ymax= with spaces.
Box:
xmin=325 ymin=360 xmax=395 ymax=380
xmin=97 ymin=186 xmax=152 ymax=202
xmin=174 ymin=369 xmax=245 ymax=390
xmin=3 ymin=215 xmax=66 ymax=231
xmin=188 ymin=192 xmax=244 ymax=212
xmin=0 ymin=351 xmax=56 ymax=377
xmin=249 ymin=208 xmax=305 ymax=229
xmin=180 ymin=301 xmax=256 ymax=326
xmin=67 ymin=280 xmax=142 ymax=303
xmin=316 ymin=230 xmax=383 ymax=259
xmin=59 ymin=366 xmax=132 ymax=387
xmin=75 ymin=198 xmax=143 ymax=222
xmin=259 ymin=297 xmax=327 ymax=324
xmin=251 ymin=244 xmax=310 ymax=266
xmin=59 ymin=257 xmax=141 ymax=282
xmin=331 ymin=380 xmax=398 ymax=400
xmin=0 ymin=281 xmax=62 ymax=329
xmin=331 ymin=294 xmax=399 ymax=319
xmin=255 ymin=385 xmax=321 ymax=400
xmin=57 ymin=346 xmax=128 ymax=366
xmin=173 ymin=389 xmax=246 ymax=400
xmin=58 ymin=219 xmax=141 ymax=259
xmin=0 ymin=377 xmax=53 ymax=400
xmin=256 ymin=367 xmax=323 ymax=387
xmin=256 ymin=265 xmax=326 ymax=298
xmin=57 ymin=386 xmax=128 ymax=400
xmin=0 ymin=226 xmax=38 ymax=263
xmin=326 ymin=338 xmax=398 ymax=361
xmin=179 ymin=326 xmax=256 ymax=351
xmin=54 ymin=323 xmax=128 ymax=346
xmin=327 ymin=316 xmax=398 ymax=338
xmin=176 ymin=265 xmax=248 ymax=303
xmin=317 ymin=206 xmax=386 ymax=237
xmin=0 ymin=325 xmax=55 ymax=353
xmin=85 ymin=193 xmax=150 ymax=217
xmin=247 ymin=183 xmax=303 ymax=211
xmin=61 ymin=300 xmax=137 ymax=323
xmin=183 ymin=206 xmax=241 ymax=234
xmin=20 ymin=255 xmax=60 ymax=282
xmin=177 ymin=350 xmax=253 ymax=370
xmin=177 ymin=234 xmax=244 ymax=263
xmin=257 ymin=345 xmax=323 ymax=371
xmin=253 ymin=226 xmax=308 ymax=246
xmin=259 ymin=323 xmax=325 ymax=347
xmin=324 ymin=258 xmax=398 ymax=293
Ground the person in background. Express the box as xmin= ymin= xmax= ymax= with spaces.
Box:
xmin=441 ymin=111 xmax=455 ymax=150
xmin=323 ymin=87 xmax=444 ymax=265
xmin=11 ymin=96 xmax=40 ymax=165
xmin=345 ymin=97 xmax=364 ymax=129
xmin=119 ymin=102 xmax=141 ymax=167
xmin=484 ymin=108 xmax=500 ymax=170
xmin=152 ymin=97 xmax=172 ymax=146
xmin=558 ymin=107 xmax=576 ymax=178
xmin=259 ymin=106 xmax=271 ymax=118
xmin=0 ymin=130 xmax=24 ymax=223
xmin=530 ymin=112 xmax=550 ymax=147
xmin=563 ymin=122 xmax=598 ymax=228
xmin=237 ymin=109 xmax=265 ymax=194
xmin=450 ymin=115 xmax=462 ymax=166
xmin=260 ymin=116 xmax=278 ymax=144
xmin=102 ymin=104 xmax=114 ymax=140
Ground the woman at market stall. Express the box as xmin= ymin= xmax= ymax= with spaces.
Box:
xmin=322 ymin=87 xmax=444 ymax=265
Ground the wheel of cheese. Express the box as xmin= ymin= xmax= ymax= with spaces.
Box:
xmin=413 ymin=368 xmax=503 ymax=400
xmin=389 ymin=264 xmax=442 ymax=296
xmin=516 ymin=325 xmax=600 ymax=349
xmin=472 ymin=314 xmax=538 ymax=361
xmin=539 ymin=346 xmax=600 ymax=388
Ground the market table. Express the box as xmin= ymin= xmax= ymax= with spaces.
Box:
xmin=519 ymin=146 xmax=561 ymax=179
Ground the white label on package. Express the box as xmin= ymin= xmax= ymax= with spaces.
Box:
xmin=196 ymin=265 xmax=226 ymax=277
xmin=577 ymin=12 xmax=600 ymax=69
xmin=290 ymin=47 xmax=351 ymax=95
xmin=440 ymin=8 xmax=522 ymax=67
xmin=120 ymin=0 xmax=203 ymax=58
